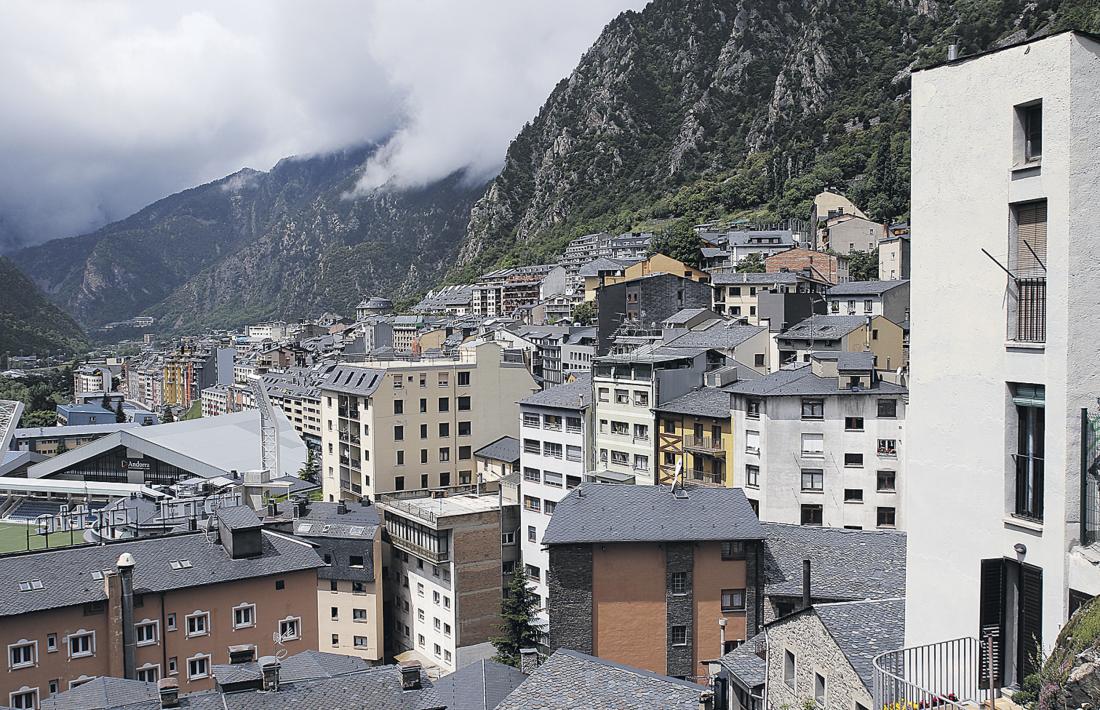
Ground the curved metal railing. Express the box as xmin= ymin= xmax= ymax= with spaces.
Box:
xmin=873 ymin=636 xmax=995 ymax=710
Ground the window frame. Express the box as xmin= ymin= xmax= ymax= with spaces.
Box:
xmin=185 ymin=611 xmax=210 ymax=639
xmin=186 ymin=653 xmax=212 ymax=681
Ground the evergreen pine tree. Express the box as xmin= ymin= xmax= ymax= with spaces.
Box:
xmin=101 ymin=392 xmax=111 ymax=411
xmin=163 ymin=407 xmax=175 ymax=423
xmin=115 ymin=400 xmax=126 ymax=423
xmin=491 ymin=565 xmax=541 ymax=667
xmin=299 ymin=449 xmax=320 ymax=482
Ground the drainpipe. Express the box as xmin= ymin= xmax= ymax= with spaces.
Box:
xmin=117 ymin=552 xmax=137 ymax=679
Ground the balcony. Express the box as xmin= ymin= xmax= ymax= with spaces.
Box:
xmin=688 ymin=469 xmax=723 ymax=486
xmin=684 ymin=435 xmax=725 ymax=456
xmin=873 ymin=637 xmax=996 ymax=710
xmin=1013 ymin=277 xmax=1046 ymax=344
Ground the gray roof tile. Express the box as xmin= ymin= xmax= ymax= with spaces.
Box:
xmin=519 ymin=375 xmax=591 ymax=410
xmin=0 ymin=530 xmax=322 ymax=618
xmin=434 ymin=658 xmax=527 ymax=710
xmin=664 ymin=322 xmax=765 ymax=350
xmin=543 ymin=484 xmax=763 ymax=545
xmin=814 ymin=598 xmax=906 ymax=692
xmin=778 ymin=315 xmax=870 ymax=341
xmin=320 ymin=365 xmax=385 ymax=397
xmin=217 ymin=505 xmax=262 ymax=530
xmin=762 ymin=522 xmax=906 ymax=601
xmin=724 ymin=364 xmax=907 ymax=397
xmin=473 ymin=436 xmax=521 ymax=464
xmin=718 ymin=633 xmax=766 ymax=689
xmin=496 ymin=649 xmax=706 ymax=710
xmin=826 ymin=280 xmax=909 ymax=296
xmin=652 ymin=387 xmax=733 ymax=419
xmin=709 ymin=272 xmax=809 ymax=286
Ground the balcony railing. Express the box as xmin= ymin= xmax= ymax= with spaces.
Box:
xmin=873 ymin=637 xmax=996 ymax=710
xmin=689 ymin=469 xmax=723 ymax=486
xmin=684 ymin=435 xmax=725 ymax=455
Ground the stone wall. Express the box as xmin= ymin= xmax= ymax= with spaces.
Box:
xmin=665 ymin=542 xmax=695 ymax=677
xmin=765 ymin=611 xmax=872 ymax=710
xmin=547 ymin=544 xmax=593 ymax=654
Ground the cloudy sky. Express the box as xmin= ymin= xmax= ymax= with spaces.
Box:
xmin=0 ymin=1 xmax=647 ymax=251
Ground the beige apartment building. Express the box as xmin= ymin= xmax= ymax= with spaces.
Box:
xmin=319 ymin=341 xmax=538 ymax=501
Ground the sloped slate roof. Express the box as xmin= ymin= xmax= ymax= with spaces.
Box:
xmin=762 ymin=522 xmax=906 ymax=601
xmin=724 ymin=363 xmax=907 ymax=397
xmin=40 ymin=676 xmax=160 ymax=710
xmin=718 ymin=633 xmax=766 ymax=690
xmin=434 ymin=658 xmax=527 ymax=710
xmin=815 ymin=598 xmax=906 ymax=693
xmin=827 ymin=280 xmax=909 ymax=296
xmin=520 ymin=374 xmax=591 ymax=410
xmin=321 ymin=365 xmax=385 ymax=396
xmin=652 ymin=387 xmax=733 ymax=419
xmin=217 ymin=504 xmax=262 ymax=530
xmin=837 ymin=351 xmax=876 ymax=371
xmin=778 ymin=314 xmax=869 ymax=341
xmin=709 ymin=271 xmax=808 ymax=285
xmin=0 ymin=530 xmax=322 ymax=618
xmin=543 ymin=483 xmax=763 ymax=545
xmin=474 ymin=436 xmax=521 ymax=464
xmin=496 ymin=649 xmax=705 ymax=710
xmin=664 ymin=322 xmax=765 ymax=350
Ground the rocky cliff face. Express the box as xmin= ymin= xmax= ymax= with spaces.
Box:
xmin=12 ymin=146 xmax=485 ymax=332
xmin=456 ymin=0 xmax=1094 ymax=278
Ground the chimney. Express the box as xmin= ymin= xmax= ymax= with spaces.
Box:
xmin=158 ymin=678 xmax=180 ymax=708
xmin=267 ymin=500 xmax=278 ymax=517
xmin=336 ymin=500 xmax=348 ymax=515
xmin=228 ymin=644 xmax=257 ymax=664
xmin=117 ymin=552 xmax=137 ymax=680
xmin=400 ymin=661 xmax=422 ymax=690
xmin=699 ymin=689 xmax=715 ymax=710
xmin=519 ymin=647 xmax=540 ymax=675
xmin=802 ymin=558 xmax=812 ymax=610
xmin=259 ymin=656 xmax=281 ymax=691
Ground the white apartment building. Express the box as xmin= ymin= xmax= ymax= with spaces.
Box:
xmin=246 ymin=321 xmax=288 ymax=340
xmin=825 ymin=280 xmax=910 ymax=326
xmin=319 ymin=341 xmax=538 ymax=501
xmin=592 ymin=345 xmax=710 ymax=485
xmin=517 ymin=376 xmax=592 ymax=642
xmin=201 ymin=384 xmax=231 ymax=417
xmin=379 ymin=491 xmax=506 ymax=675
xmin=904 ymin=31 xmax=1100 ymax=693
xmin=727 ymin=353 xmax=906 ymax=530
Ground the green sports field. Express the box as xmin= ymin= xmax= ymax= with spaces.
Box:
xmin=0 ymin=521 xmax=85 ymax=554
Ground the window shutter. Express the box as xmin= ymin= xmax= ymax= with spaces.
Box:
xmin=1016 ymin=202 xmax=1047 ymax=276
xmin=1019 ymin=565 xmax=1043 ymax=678
xmin=978 ymin=558 xmax=1005 ymax=686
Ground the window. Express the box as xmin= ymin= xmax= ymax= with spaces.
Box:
xmin=844 ymin=416 xmax=864 ymax=431
xmin=670 ymin=625 xmax=687 ymax=646
xmin=566 ymin=416 xmax=582 ymax=433
xmin=396 ymin=451 xmax=405 ymax=467
xmin=844 ymin=453 xmax=863 ymax=468
xmin=523 ymin=467 xmax=541 ymax=483
xmin=458 ymin=421 xmax=471 ymax=436
xmin=46 ymin=634 xmax=56 ymax=653
xmin=610 ymin=420 xmax=628 ymax=435
xmin=419 ymin=423 xmax=428 ymax=439
xmin=443 ymin=596 xmax=450 ymax=609
xmin=877 ymin=470 xmax=896 ymax=492
xmin=420 ymin=450 xmax=428 ymax=465
xmin=502 ymin=531 xmax=516 ymax=545
xmin=633 ymin=454 xmax=649 ymax=471
xmin=877 ymin=399 xmax=897 ymax=418
xmin=745 ymin=430 xmax=760 ymax=454
xmin=610 ymin=450 xmax=629 ymax=466
xmin=878 ymin=439 xmax=898 ymax=456
xmin=614 ymin=389 xmax=629 ymax=404
xmin=444 ymin=623 xmax=452 ymax=637
xmin=68 ymin=631 xmax=95 ymax=658
xmin=597 ymin=387 xmax=609 ymax=402
xmin=1013 ymin=383 xmax=1045 ymax=521
xmin=634 ymin=391 xmax=649 ymax=407
xmin=186 ymin=612 xmax=209 ymax=638
xmin=394 ymin=400 xmax=404 ymax=415
xmin=8 ymin=689 xmax=37 ymax=710
xmin=544 ymin=442 xmax=562 ymax=459
xmin=168 ymin=657 xmax=177 ymax=675
xmin=523 ymin=412 xmax=540 ymax=428
xmin=528 ymin=525 xmax=537 ymax=542
xmin=9 ymin=641 xmax=36 ymax=669
xmin=417 ymin=608 xmax=425 ymax=622
xmin=331 ymin=606 xmax=339 ymax=621
xmin=419 ymin=398 xmax=427 ymax=413
xmin=354 ymin=636 xmax=369 ymax=649
xmin=523 ymin=438 xmax=540 ymax=454
xmin=418 ymin=634 xmax=425 ymax=648
xmin=439 ymin=422 xmax=449 ymax=438
xmin=670 ymin=571 xmax=687 ymax=595
xmin=438 ymin=397 xmax=449 ymax=412
xmin=815 ymin=672 xmax=827 ymax=706
xmin=349 ymin=555 xmax=365 ymax=568
xmin=721 ymin=541 xmax=746 ymax=560
xmin=801 ymin=399 xmax=824 ymax=419
xmin=458 ymin=371 xmax=470 ymax=386
xmin=801 ymin=469 xmax=823 ymax=491
xmin=331 ymin=633 xmax=340 ymax=647
xmin=755 ymin=353 xmax=765 ymax=368
xmin=524 ymin=496 xmax=541 ymax=512
xmin=166 ymin=614 xmax=176 ymax=631
xmin=801 ymin=504 xmax=823 ymax=526
xmin=439 ymin=447 xmax=450 ymax=462
xmin=565 ymin=445 xmax=582 ymax=463
xmin=457 ymin=396 xmax=471 ymax=411
xmin=844 ymin=488 xmax=864 ymax=503
xmin=394 ymin=425 xmax=404 ymax=441
xmin=353 ymin=581 xmax=366 ymax=593
xmin=745 ymin=465 xmax=759 ymax=488
xmin=279 ymin=617 xmax=301 ymax=641
xmin=137 ymin=665 xmax=160 ymax=683
xmin=136 ymin=621 xmax=158 ymax=646
xmin=1021 ymin=101 xmax=1042 ymax=161
xmin=187 ymin=654 xmax=211 ymax=680
xmin=633 ymin=423 xmax=649 ymax=441
xmin=746 ymin=399 xmax=761 ymax=418
xmin=800 ymin=433 xmax=824 ymax=458
xmin=545 ymin=500 xmax=556 ymax=515
xmin=417 ymin=582 xmax=424 ymax=597
xmin=544 ymin=415 xmax=562 ymax=431
xmin=525 ymin=564 xmax=540 ymax=582
xmin=877 ymin=507 xmax=896 ymax=528
xmin=784 ymin=650 xmax=796 ymax=687
xmin=721 ymin=588 xmax=746 ymax=612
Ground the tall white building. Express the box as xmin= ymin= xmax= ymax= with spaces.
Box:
xmin=516 ymin=376 xmax=592 ymax=643
xmin=904 ymin=31 xmax=1100 ymax=692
